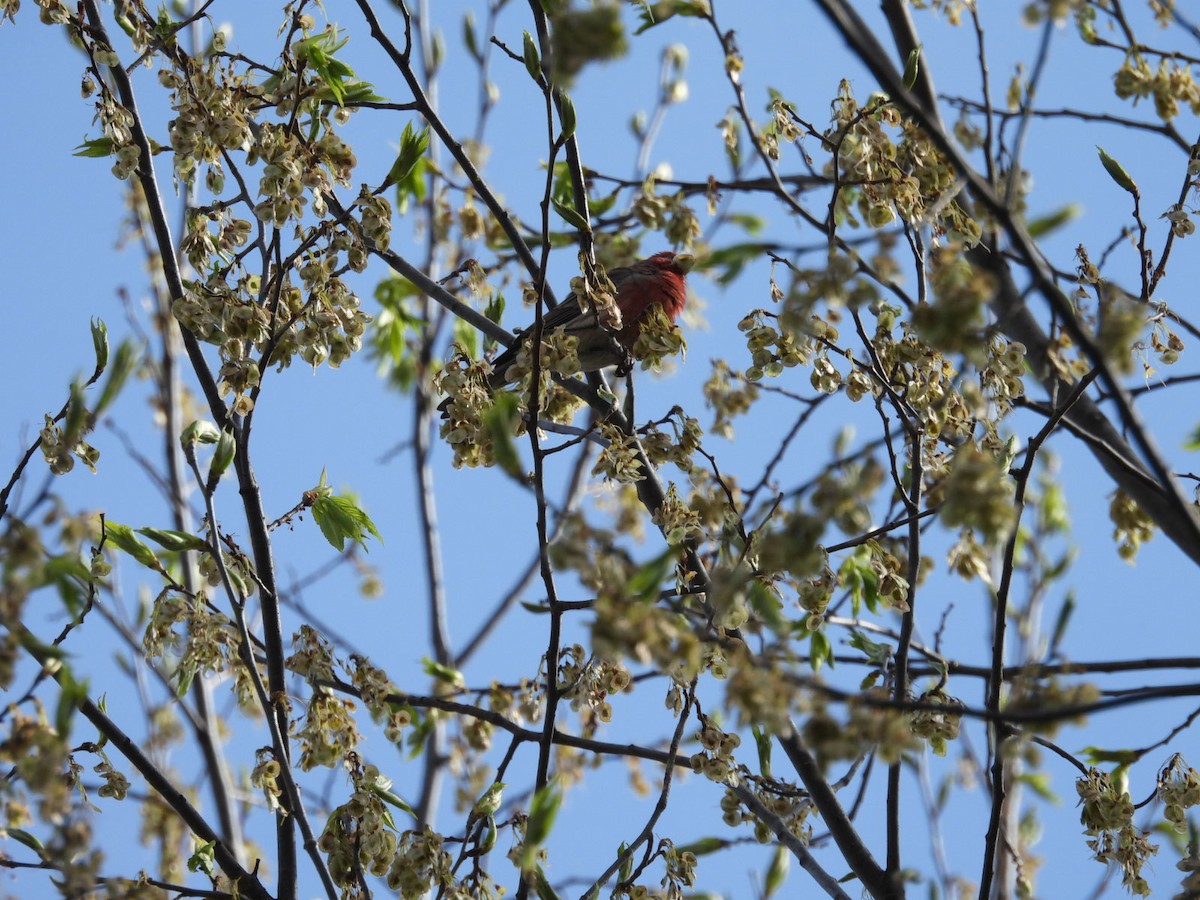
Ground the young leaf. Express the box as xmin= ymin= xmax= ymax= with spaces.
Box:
xmin=105 ymin=521 xmax=167 ymax=575
xmin=181 ymin=420 xmax=222 ymax=448
xmin=551 ymin=198 xmax=590 ymax=232
xmin=94 ymin=339 xmax=138 ymax=417
xmin=73 ymin=136 xmax=115 ymax=158
xmin=1096 ymin=146 xmax=1138 ymax=194
xmin=522 ymin=779 xmax=563 ymax=868
xmin=137 ymin=527 xmax=211 ymax=553
xmin=384 ymin=121 xmax=431 ymax=190
xmin=484 ymin=392 xmax=522 ymax=478
xmin=523 ymin=31 xmax=542 ymax=83
xmin=55 ymin=668 xmax=89 ymax=741
xmin=533 ymin=866 xmax=561 ymax=900
xmin=557 ymin=90 xmax=577 ymax=140
xmin=312 ymin=491 xmax=383 ymax=552
xmin=902 ymin=46 xmax=921 ymax=91
xmin=90 ymin=318 xmax=109 ymax=374
xmin=473 ymin=782 xmax=507 ymax=816
xmin=209 ymin=428 xmax=237 ymax=481
xmin=764 ymin=844 xmax=790 ymax=896
xmin=422 ymin=658 xmax=466 ymax=689
xmin=187 ymin=839 xmax=217 ymax=876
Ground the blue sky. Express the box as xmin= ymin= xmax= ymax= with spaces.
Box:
xmin=3 ymin=2 xmax=1200 ymax=897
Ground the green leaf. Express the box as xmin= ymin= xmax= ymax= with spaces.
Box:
xmin=675 ymin=837 xmax=727 ymax=856
xmin=337 ymin=81 xmax=386 ymax=105
xmin=616 ymin=841 xmax=633 ymax=882
xmin=484 ymin=292 xmax=506 ymax=326
xmin=1026 ymin=203 xmax=1082 ymax=238
xmin=808 ymin=629 xmax=832 ymax=673
xmin=64 ymin=379 xmax=88 ymax=446
xmin=55 ymin=668 xmax=88 ymax=740
xmin=633 ymin=0 xmax=711 ymax=35
xmin=551 ymin=198 xmax=590 ymax=232
xmin=422 ymin=658 xmax=465 ymax=689
xmin=1185 ymin=422 xmax=1200 ymax=451
xmin=1096 ymin=146 xmax=1138 ymax=194
xmin=484 ymin=392 xmax=523 ymax=478
xmin=847 ymin=629 xmax=890 ymax=665
xmin=9 ymin=829 xmax=46 ymax=858
xmin=209 ymin=428 xmax=236 ymax=481
xmin=187 ymin=839 xmax=217 ymax=876
xmin=557 ymin=90 xmax=576 ymax=140
xmin=902 ymin=46 xmax=921 ymax=91
xmin=453 ymin=316 xmax=479 ymax=362
xmin=1079 ymin=747 xmax=1137 ymax=766
xmin=369 ymin=784 xmax=417 ymax=819
xmin=764 ymin=844 xmax=790 ymax=896
xmin=522 ymin=779 xmax=562 ymax=868
xmin=312 ymin=491 xmax=382 ymax=552
xmin=181 ymin=420 xmax=221 ymax=447
xmin=1014 ymin=772 xmax=1058 ymax=802
xmin=385 ymin=121 xmax=431 ymax=190
xmin=473 ymin=782 xmax=507 ymax=816
xmin=533 ymin=866 xmax=561 ymax=900
xmin=523 ymin=30 xmax=542 ymax=83
xmin=626 ymin=547 xmax=676 ymax=601
xmin=1049 ymin=592 xmax=1075 ymax=652
xmin=706 ymin=242 xmax=767 ymax=285
xmin=90 ymin=319 xmax=109 ymax=374
xmin=752 ymin=725 xmax=772 ymax=777
xmin=463 ymin=11 xmax=481 ymax=61
xmin=294 ymin=29 xmax=356 ymax=106
xmin=747 ymin=579 xmax=786 ymax=632
xmin=105 ymin=521 xmax=167 ymax=575
xmin=94 ymin=339 xmax=138 ymax=416
xmin=73 ymin=136 xmax=115 ymax=158
xmin=137 ymin=527 xmax=211 ymax=553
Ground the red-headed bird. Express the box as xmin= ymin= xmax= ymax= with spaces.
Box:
xmin=487 ymin=250 xmax=693 ymax=388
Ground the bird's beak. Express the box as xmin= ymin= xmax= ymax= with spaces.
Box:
xmin=675 ymin=253 xmax=696 ymax=274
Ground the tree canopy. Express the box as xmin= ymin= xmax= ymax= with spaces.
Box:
xmin=3 ymin=1 xmax=1200 ymax=898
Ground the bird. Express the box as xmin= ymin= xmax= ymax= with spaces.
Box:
xmin=487 ymin=250 xmax=693 ymax=389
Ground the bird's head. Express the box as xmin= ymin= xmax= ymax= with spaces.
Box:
xmin=646 ymin=251 xmax=694 ymax=320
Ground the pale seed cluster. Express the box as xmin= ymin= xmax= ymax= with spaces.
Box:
xmin=1076 ymin=767 xmax=1155 ymax=896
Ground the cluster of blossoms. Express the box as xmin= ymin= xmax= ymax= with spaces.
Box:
xmin=936 ymin=441 xmax=1017 ymax=545
xmin=558 ymin=645 xmax=633 ymax=734
xmin=39 ymin=414 xmax=99 ymax=475
xmin=487 ymin=678 xmax=544 ymax=726
xmin=631 ymin=177 xmax=702 ymax=248
xmin=720 ymin=780 xmax=813 ymax=845
xmin=250 ymin=748 xmax=284 ymax=814
xmin=142 ymin=590 xmax=251 ymax=703
xmin=702 ymin=360 xmax=758 ymax=439
xmin=641 ymin=409 xmax=702 ymax=474
xmin=736 ymin=309 xmax=810 ymax=382
xmin=653 ymin=483 xmax=706 ymax=547
xmin=1076 ymin=767 xmax=1156 ymax=896
xmin=93 ymin=25 xmax=377 ymax=414
xmin=1156 ymin=755 xmax=1200 ymax=834
xmin=827 ymin=81 xmax=981 ymax=244
xmin=909 ymin=686 xmax=965 ymax=756
xmin=318 ymin=764 xmax=461 ymax=897
xmin=615 ymin=839 xmax=699 ymax=899
xmin=802 ymin=688 xmax=921 ymax=768
xmin=1109 ymin=488 xmax=1156 ymax=561
xmin=593 ymin=423 xmax=648 ymax=484
xmin=690 ymin=719 xmax=742 ymax=785
xmin=1112 ymin=54 xmax=1200 ymax=122
xmin=349 ymin=655 xmax=413 ymax=744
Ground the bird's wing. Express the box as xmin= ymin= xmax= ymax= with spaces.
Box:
xmin=540 ymin=294 xmax=598 ymax=333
